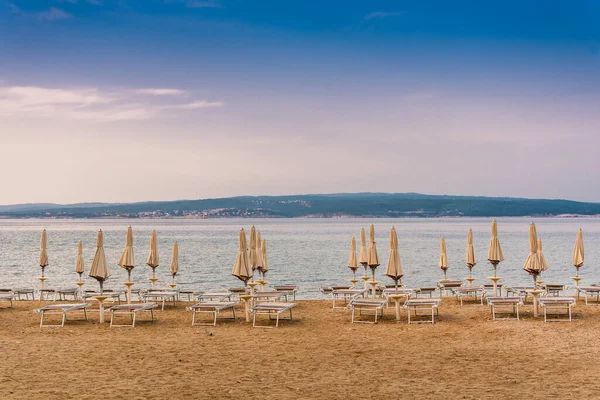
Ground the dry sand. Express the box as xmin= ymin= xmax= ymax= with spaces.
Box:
xmin=1 ymin=297 xmax=598 ymax=399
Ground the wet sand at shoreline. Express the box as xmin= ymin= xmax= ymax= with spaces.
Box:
xmin=1 ymin=298 xmax=598 ymax=399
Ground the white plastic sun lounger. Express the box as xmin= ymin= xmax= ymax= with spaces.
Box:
xmin=57 ymin=288 xmax=79 ymax=301
xmin=273 ymin=284 xmax=298 ymax=301
xmin=13 ymin=288 xmax=35 ymax=300
xmin=142 ymin=291 xmax=177 ymax=310
xmin=438 ymin=280 xmax=464 ymax=296
xmin=453 ymin=287 xmax=485 ymax=306
xmin=250 ymin=302 xmax=296 ymax=328
xmin=543 ymin=284 xmax=569 ymax=297
xmin=403 ymin=298 xmax=442 ymax=324
xmin=83 ymin=290 xmax=125 ymax=304
xmin=538 ymin=297 xmax=577 ymax=322
xmin=34 ymin=303 xmax=91 ymax=327
xmin=413 ymin=287 xmax=438 ymax=298
xmin=348 ymin=298 xmax=387 ymax=324
xmin=576 ymin=287 xmax=600 ymax=305
xmin=196 ymin=292 xmax=234 ymax=302
xmin=108 ymin=303 xmax=158 ymax=328
xmin=187 ymin=301 xmax=237 ymax=326
xmin=252 ymin=291 xmax=288 ymax=304
xmin=487 ymin=297 xmax=523 ymax=321
xmin=330 ymin=288 xmax=367 ymax=310
xmin=381 ymin=288 xmax=413 ymax=308
xmin=0 ymin=291 xmax=14 ymax=308
xmin=39 ymin=289 xmax=58 ymax=301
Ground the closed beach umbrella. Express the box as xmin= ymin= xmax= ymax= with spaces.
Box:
xmin=146 ymin=230 xmax=159 ymax=283
xmin=118 ymin=226 xmax=136 ymax=281
xmin=232 ymin=229 xmax=252 ymax=285
xmin=170 ymin=242 xmax=179 ymax=285
xmin=146 ymin=230 xmax=159 ymax=268
xmin=359 ymin=228 xmax=368 ymax=275
xmin=385 ymin=227 xmax=403 ymax=291
xmin=75 ymin=240 xmax=85 ymax=278
xmin=367 ymin=224 xmax=380 ymax=279
xmin=439 ymin=237 xmax=449 ymax=280
xmin=466 ymin=229 xmax=476 ymax=277
xmin=523 ymin=222 xmax=542 ymax=283
xmin=261 ymin=239 xmax=269 ymax=276
xmin=537 ymin=238 xmax=548 ymax=274
xmin=256 ymin=231 xmax=263 ymax=273
xmin=487 ymin=219 xmax=504 ymax=265
xmin=89 ymin=230 xmax=110 ymax=293
xmin=573 ymin=229 xmax=584 ymax=269
xmin=348 ymin=237 xmax=358 ymax=273
xmin=249 ymin=226 xmax=258 ymax=273
xmin=39 ymin=229 xmax=49 ymax=270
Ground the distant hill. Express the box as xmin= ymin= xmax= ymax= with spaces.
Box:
xmin=0 ymin=193 xmax=599 ymax=218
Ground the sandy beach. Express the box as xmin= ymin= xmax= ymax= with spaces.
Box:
xmin=1 ymin=298 xmax=599 ymax=399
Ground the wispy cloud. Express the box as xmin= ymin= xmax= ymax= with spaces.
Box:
xmin=36 ymin=7 xmax=72 ymax=21
xmin=185 ymin=0 xmax=222 ymax=8
xmin=0 ymin=85 xmax=223 ymax=122
xmin=135 ymin=88 xmax=186 ymax=96
xmin=364 ymin=11 xmax=404 ymax=20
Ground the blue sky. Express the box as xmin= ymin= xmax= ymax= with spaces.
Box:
xmin=1 ymin=1 xmax=600 ymax=204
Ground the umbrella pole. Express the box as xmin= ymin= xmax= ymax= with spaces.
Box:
xmin=443 ymin=270 xmax=447 ymax=280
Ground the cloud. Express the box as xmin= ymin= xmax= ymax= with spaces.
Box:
xmin=0 ymin=85 xmax=223 ymax=122
xmin=36 ymin=7 xmax=72 ymax=20
xmin=185 ymin=0 xmax=222 ymax=8
xmin=135 ymin=88 xmax=186 ymax=96
xmin=364 ymin=11 xmax=404 ymax=20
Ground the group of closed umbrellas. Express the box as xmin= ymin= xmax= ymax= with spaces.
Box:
xmin=231 ymin=226 xmax=269 ymax=290
xmin=37 ymin=227 xmax=180 ymax=303
xmin=347 ymin=220 xmax=587 ymax=296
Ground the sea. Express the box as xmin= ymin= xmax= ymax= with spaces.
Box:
xmin=0 ymin=217 xmax=598 ymax=299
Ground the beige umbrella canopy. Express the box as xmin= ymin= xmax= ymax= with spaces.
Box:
xmin=439 ymin=236 xmax=449 ymax=280
xmin=466 ymin=229 xmax=476 ymax=277
xmin=232 ymin=229 xmax=252 ymax=285
xmin=385 ymin=227 xmax=403 ymax=291
xmin=573 ymin=229 xmax=584 ymax=271
xmin=75 ymin=240 xmax=85 ymax=278
xmin=523 ymin=222 xmax=542 ymax=283
xmin=359 ymin=228 xmax=368 ymax=275
xmin=487 ymin=219 xmax=504 ymax=266
xmin=89 ymin=230 xmax=110 ymax=292
xmin=348 ymin=237 xmax=358 ymax=272
xmin=260 ymin=239 xmax=269 ymax=276
xmin=118 ymin=226 xmax=136 ymax=281
xmin=146 ymin=229 xmax=159 ymax=282
xmin=170 ymin=242 xmax=179 ymax=284
xmin=39 ymin=229 xmax=49 ymax=271
xmin=256 ymin=231 xmax=263 ymax=273
xmin=249 ymin=226 xmax=258 ymax=274
xmin=367 ymin=224 xmax=380 ymax=279
xmin=537 ymin=238 xmax=548 ymax=274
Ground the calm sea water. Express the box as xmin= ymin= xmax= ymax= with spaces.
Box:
xmin=0 ymin=217 xmax=598 ymax=299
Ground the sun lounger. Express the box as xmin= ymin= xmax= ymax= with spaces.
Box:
xmin=178 ymin=289 xmax=196 ymax=301
xmin=381 ymin=288 xmax=413 ymax=308
xmin=229 ymin=287 xmax=248 ymax=295
xmin=196 ymin=292 xmax=234 ymax=302
xmin=83 ymin=290 xmax=125 ymax=304
xmin=453 ymin=287 xmax=485 ymax=306
xmin=504 ymin=286 xmax=533 ymax=300
xmin=250 ymin=302 xmax=296 ymax=328
xmin=543 ymin=284 xmax=569 ymax=297
xmin=39 ymin=289 xmax=58 ymax=301
xmin=34 ymin=303 xmax=91 ymax=327
xmin=141 ymin=291 xmax=177 ymax=310
xmin=487 ymin=297 xmax=523 ymax=320
xmin=108 ymin=303 xmax=158 ymax=328
xmin=414 ymin=287 xmax=438 ymax=298
xmin=348 ymin=298 xmax=387 ymax=324
xmin=483 ymin=283 xmax=504 ymax=297
xmin=273 ymin=284 xmax=298 ymax=301
xmin=57 ymin=288 xmax=79 ymax=301
xmin=252 ymin=291 xmax=288 ymax=304
xmin=187 ymin=301 xmax=237 ymax=326
xmin=13 ymin=288 xmax=35 ymax=300
xmin=403 ymin=298 xmax=442 ymax=324
xmin=575 ymin=287 xmax=600 ymax=305
xmin=320 ymin=285 xmax=351 ymax=295
xmin=330 ymin=288 xmax=367 ymax=309
xmin=0 ymin=291 xmax=14 ymax=308
xmin=538 ymin=297 xmax=576 ymax=322
xmin=438 ymin=280 xmax=464 ymax=296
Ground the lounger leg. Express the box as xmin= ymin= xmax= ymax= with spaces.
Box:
xmin=84 ymin=307 xmax=88 ymax=321
xmin=351 ymin=308 xmax=355 ymax=323
xmin=151 ymin=309 xmax=155 ymax=321
xmin=253 ymin=310 xmax=257 ymax=327
xmin=276 ymin=313 xmax=280 ymax=328
xmin=61 ymin=312 xmax=66 ymax=327
xmin=212 ymin=311 xmax=217 ymax=327
xmin=232 ymin=307 xmax=236 ymax=320
xmin=132 ymin=313 xmax=136 ymax=328
xmin=40 ymin=311 xmax=44 ymax=328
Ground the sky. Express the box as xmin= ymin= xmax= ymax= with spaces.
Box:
xmin=1 ymin=0 xmax=600 ymax=204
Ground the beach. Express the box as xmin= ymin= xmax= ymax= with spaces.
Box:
xmin=1 ymin=298 xmax=598 ymax=399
